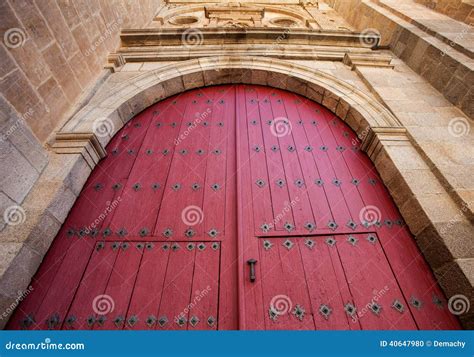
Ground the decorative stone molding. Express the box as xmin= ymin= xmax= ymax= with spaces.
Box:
xmin=105 ymin=54 xmax=126 ymax=73
xmin=360 ymin=126 xmax=408 ymax=161
xmin=52 ymin=133 xmax=107 ymax=169
xmin=342 ymin=53 xmax=394 ymax=70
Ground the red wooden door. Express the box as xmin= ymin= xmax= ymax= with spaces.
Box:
xmin=235 ymin=85 xmax=460 ymax=330
xmin=7 ymin=85 xmax=459 ymax=330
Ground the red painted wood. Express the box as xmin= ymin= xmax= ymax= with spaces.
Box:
xmin=9 ymin=84 xmax=460 ymax=330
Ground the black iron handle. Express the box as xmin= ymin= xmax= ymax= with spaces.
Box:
xmin=247 ymin=259 xmax=257 ymax=283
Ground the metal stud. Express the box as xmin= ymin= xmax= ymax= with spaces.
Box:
xmin=172 ymin=183 xmax=181 ymax=191
xmin=394 ymin=219 xmax=403 ymax=226
xmin=162 ymin=243 xmax=170 ymax=251
xmin=196 ymin=149 xmax=205 ymax=155
xmin=111 ymin=148 xmax=119 ymax=155
xmin=127 ymin=149 xmax=135 ymax=155
xmin=263 ymin=98 xmax=269 ymax=103
xmin=275 ymin=178 xmax=285 ymax=188
xmin=346 ymin=220 xmax=357 ymax=230
xmin=347 ymin=235 xmax=358 ymax=246
xmin=332 ymin=178 xmax=342 ymax=187
xmin=158 ymin=316 xmax=168 ymax=328
xmin=121 ymin=134 xmax=129 ymax=141
xmin=304 ymin=222 xmax=316 ymax=232
xmin=250 ymin=119 xmax=258 ymax=125
xmin=366 ymin=234 xmax=377 ymax=244
xmin=86 ymin=316 xmax=95 ymax=327
xmin=185 ymin=228 xmax=195 ymax=238
xmin=260 ymin=223 xmax=271 ymax=233
xmin=203 ymin=121 xmax=209 ymax=127
xmin=250 ymin=99 xmax=257 ymax=104
xmin=65 ymin=315 xmax=76 ymax=327
xmin=155 ymin=122 xmax=162 ymax=128
xmin=305 ymin=239 xmax=315 ymax=249
xmin=192 ymin=183 xmax=201 ymax=191
xmin=304 ymin=145 xmax=313 ymax=152
xmin=207 ymin=316 xmax=216 ymax=327
xmin=284 ymin=222 xmax=295 ymax=232
xmin=311 ymin=120 xmax=317 ymax=126
xmin=217 ymin=122 xmax=224 ymax=127
xmin=410 ymin=297 xmax=422 ymax=310
xmin=97 ymin=316 xmax=106 ymax=325
xmin=212 ymin=149 xmax=222 ymax=155
xmin=114 ymin=315 xmax=124 ymax=327
xmin=137 ymin=243 xmax=144 ymax=250
xmin=269 ymin=307 xmax=279 ymax=321
xmin=117 ymin=228 xmax=128 ymax=237
xmin=133 ymin=183 xmax=141 ymax=191
xmin=146 ymin=243 xmax=154 ymax=250
xmin=206 ymin=99 xmax=212 ymax=104
xmin=146 ymin=315 xmax=157 ymax=327
xmin=266 ymin=120 xmax=273 ymax=126
xmin=253 ymin=145 xmax=262 ymax=153
xmin=121 ymin=242 xmax=129 ymax=250
xmin=344 ymin=303 xmax=357 ymax=317
xmin=368 ymin=178 xmax=377 ymax=186
xmin=152 ymin=183 xmax=160 ymax=191
xmin=432 ymin=295 xmax=444 ymax=309
xmin=297 ymin=120 xmax=303 ymax=125
xmin=255 ymin=179 xmax=266 ymax=188
xmin=384 ymin=219 xmax=393 ymax=228
xmin=370 ymin=303 xmax=382 ymax=315
xmin=197 ymin=243 xmax=206 ymax=251
xmin=187 ymin=243 xmax=195 ymax=251
xmin=271 ymin=145 xmax=279 ymax=152
xmin=67 ymin=228 xmax=75 ymax=237
xmin=319 ymin=305 xmax=332 ymax=320
xmin=94 ymin=183 xmax=104 ymax=191
xmin=263 ymin=240 xmax=273 ymax=251
xmin=112 ymin=242 xmax=120 ymax=251
xmin=343 ymin=131 xmax=349 ymax=137
xmin=179 ymin=149 xmax=188 ymax=155
xmin=351 ymin=178 xmax=360 ymax=186
xmin=128 ymin=315 xmax=138 ymax=327
xmin=327 ymin=221 xmax=338 ymax=231
xmin=162 ymin=149 xmax=170 ymax=155
xmin=96 ymin=242 xmax=105 ymax=251
xmin=171 ymin=243 xmax=180 ymax=251
xmin=283 ymin=239 xmax=294 ymax=250
xmin=287 ymin=145 xmax=296 ymax=152
xmin=211 ymin=242 xmax=220 ymax=250
xmin=320 ymin=145 xmax=328 ymax=151
xmin=315 ymin=178 xmax=324 ymax=186
xmin=219 ymin=100 xmax=225 ymax=105
xmin=325 ymin=237 xmax=336 ymax=246
xmin=162 ymin=228 xmax=173 ymax=238
xmin=294 ymin=179 xmax=304 ymax=188
xmin=139 ymin=228 xmax=149 ymax=237
xmin=192 ymin=100 xmax=197 ymax=104
xmin=46 ymin=313 xmax=60 ymax=329
xmin=112 ymin=183 xmax=122 ymax=190
xmin=392 ymin=299 xmax=405 ymax=313
xmin=207 ymin=228 xmax=219 ymax=238
xmin=211 ymin=183 xmax=221 ymax=191
xmin=189 ymin=316 xmax=200 ymax=327
xmin=336 ymin=145 xmax=346 ymax=152
xmin=292 ymin=305 xmax=305 ymax=321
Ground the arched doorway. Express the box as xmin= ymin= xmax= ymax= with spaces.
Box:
xmin=7 ymin=85 xmax=460 ymax=330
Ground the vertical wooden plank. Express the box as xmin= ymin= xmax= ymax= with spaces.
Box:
xmin=298 ymin=237 xmax=360 ymax=330
xmin=94 ymin=242 xmax=143 ymax=330
xmin=155 ymin=242 xmax=196 ymax=330
xmin=124 ymin=242 xmax=170 ymax=330
xmin=62 ymin=241 xmax=119 ymax=330
xmin=188 ymin=242 xmax=220 ymax=330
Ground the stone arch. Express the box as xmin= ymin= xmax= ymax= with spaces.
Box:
xmin=58 ymin=56 xmax=400 ymax=154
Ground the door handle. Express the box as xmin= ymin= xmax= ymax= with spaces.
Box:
xmin=247 ymin=259 xmax=257 ymax=283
